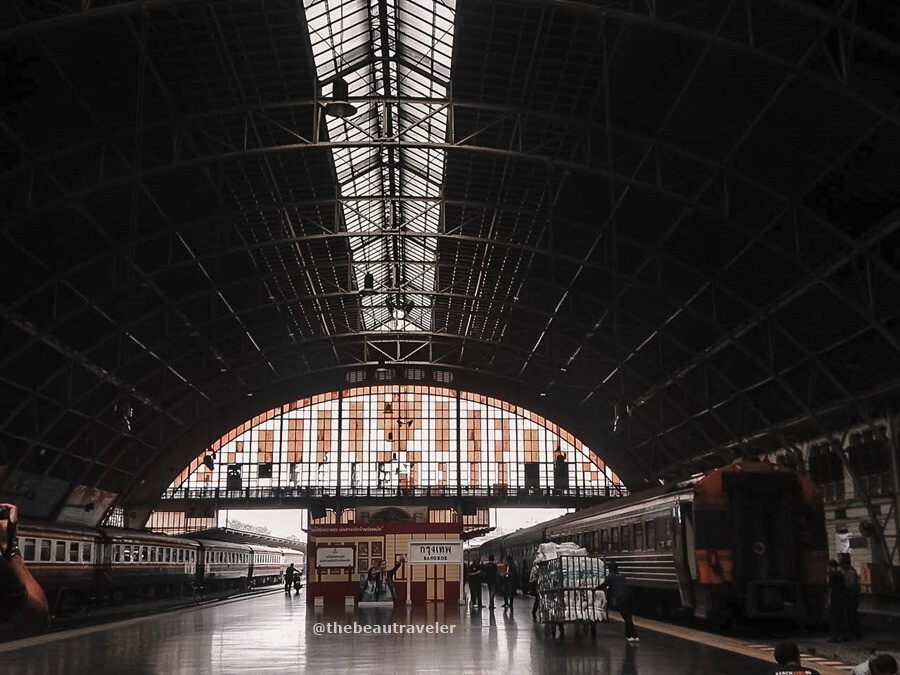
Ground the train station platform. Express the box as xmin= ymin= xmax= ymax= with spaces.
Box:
xmin=0 ymin=591 xmax=853 ymax=675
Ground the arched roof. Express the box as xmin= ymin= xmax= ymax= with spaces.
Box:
xmin=0 ymin=0 xmax=898 ymax=513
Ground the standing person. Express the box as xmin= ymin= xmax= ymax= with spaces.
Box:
xmin=503 ymin=556 xmax=518 ymax=608
xmin=0 ymin=503 xmax=49 ymax=635
xmin=827 ymin=559 xmax=847 ymax=643
xmin=520 ymin=558 xmax=530 ymax=595
xmin=359 ymin=566 xmax=380 ymax=602
xmin=768 ymin=642 xmax=821 ymax=675
xmin=284 ymin=563 xmax=296 ymax=594
xmin=375 ymin=556 xmax=405 ymax=601
xmin=852 ymin=654 xmax=898 ymax=675
xmin=530 ymin=562 xmax=540 ymax=619
xmin=596 ymin=561 xmax=638 ymax=643
xmin=841 ymin=556 xmax=862 ymax=640
xmin=482 ymin=554 xmax=499 ymax=609
xmin=466 ymin=557 xmax=483 ymax=609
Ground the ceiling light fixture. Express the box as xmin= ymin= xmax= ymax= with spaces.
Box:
xmin=323 ymin=77 xmax=357 ymax=118
xmin=360 ymin=271 xmax=375 ymax=296
xmin=387 ymin=295 xmax=414 ymax=321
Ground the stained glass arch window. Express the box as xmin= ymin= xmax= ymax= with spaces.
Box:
xmin=163 ymin=386 xmax=626 ymax=499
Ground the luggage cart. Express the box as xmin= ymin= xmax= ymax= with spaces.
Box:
xmin=535 ymin=555 xmax=608 ymax=638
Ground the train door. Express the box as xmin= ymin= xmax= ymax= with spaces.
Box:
xmin=724 ymin=472 xmax=799 ymax=584
xmin=672 ymin=503 xmax=697 ymax=607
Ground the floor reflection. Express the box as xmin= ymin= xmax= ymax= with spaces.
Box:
xmin=0 ymin=591 xmax=784 ymax=674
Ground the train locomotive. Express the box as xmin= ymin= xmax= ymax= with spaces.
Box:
xmin=479 ymin=461 xmax=828 ymax=624
xmin=14 ymin=522 xmax=305 ymax=612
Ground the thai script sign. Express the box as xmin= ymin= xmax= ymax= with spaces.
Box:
xmin=317 ymin=546 xmax=354 ymax=567
xmin=408 ymin=540 xmax=463 ymax=564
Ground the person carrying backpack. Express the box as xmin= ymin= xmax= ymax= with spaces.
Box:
xmin=841 ymin=555 xmax=862 ymax=640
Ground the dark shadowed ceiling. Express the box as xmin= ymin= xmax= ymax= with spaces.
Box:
xmin=0 ymin=0 xmax=898 ymax=511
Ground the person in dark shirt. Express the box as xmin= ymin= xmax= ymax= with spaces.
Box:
xmin=466 ymin=557 xmax=483 ymax=609
xmin=841 ymin=557 xmax=862 ymax=640
xmin=768 ymin=642 xmax=821 ymax=675
xmin=597 ymin=561 xmax=638 ymax=642
xmin=0 ymin=503 xmax=49 ymax=635
xmin=482 ymin=554 xmax=499 ymax=609
xmin=520 ymin=558 xmax=530 ymax=595
xmin=502 ymin=556 xmax=518 ymax=608
xmin=284 ymin=563 xmax=296 ymax=593
xmin=828 ymin=559 xmax=847 ymax=642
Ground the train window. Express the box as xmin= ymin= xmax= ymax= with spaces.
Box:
xmin=663 ymin=519 xmax=673 ymax=549
xmin=123 ymin=546 xmax=131 ymax=563
xmin=620 ymin=525 xmax=630 ymax=551
xmin=69 ymin=542 xmax=79 ymax=562
xmin=610 ymin=527 xmax=619 ymax=551
xmin=55 ymin=541 xmax=66 ymax=562
xmin=633 ymin=523 xmax=643 ymax=551
xmin=163 ymin=548 xmax=169 ymax=562
xmin=191 ymin=551 xmax=195 ymax=562
xmin=150 ymin=547 xmax=157 ymax=563
xmin=113 ymin=545 xmax=121 ymax=563
xmin=599 ymin=529 xmax=608 ymax=552
xmin=646 ymin=521 xmax=657 ymax=550
xmin=39 ymin=540 xmax=51 ymax=562
xmin=141 ymin=546 xmax=148 ymax=562
xmin=179 ymin=549 xmax=185 ymax=563
xmin=23 ymin=538 xmax=36 ymax=561
xmin=132 ymin=546 xmax=140 ymax=562
xmin=83 ymin=543 xmax=92 ymax=562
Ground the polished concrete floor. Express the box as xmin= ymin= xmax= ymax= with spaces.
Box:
xmin=0 ymin=591 xmax=789 ymax=674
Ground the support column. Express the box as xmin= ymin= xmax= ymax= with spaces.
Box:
xmin=336 ymin=389 xmax=343 ymax=499
xmin=887 ymin=413 xmax=900 ymax=571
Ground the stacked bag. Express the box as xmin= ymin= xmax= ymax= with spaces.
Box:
xmin=534 ymin=542 xmax=608 ymax=623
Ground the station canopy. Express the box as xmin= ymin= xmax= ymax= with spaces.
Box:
xmin=0 ymin=0 xmax=898 ymax=511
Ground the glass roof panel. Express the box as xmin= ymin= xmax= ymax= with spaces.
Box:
xmin=303 ymin=0 xmax=456 ymax=332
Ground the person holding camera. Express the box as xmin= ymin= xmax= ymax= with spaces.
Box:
xmin=0 ymin=503 xmax=50 ymax=635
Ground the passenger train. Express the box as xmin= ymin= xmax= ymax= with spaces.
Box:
xmin=14 ymin=522 xmax=305 ymax=611
xmin=479 ymin=461 xmax=828 ymax=624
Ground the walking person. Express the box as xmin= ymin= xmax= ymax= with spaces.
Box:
xmin=482 ymin=554 xmax=499 ymax=609
xmin=596 ymin=561 xmax=638 ymax=643
xmin=530 ymin=561 xmax=540 ymax=619
xmin=466 ymin=557 xmax=483 ymax=609
xmin=502 ymin=556 xmax=518 ymax=608
xmin=828 ymin=559 xmax=847 ymax=642
xmin=841 ymin=556 xmax=862 ymax=639
xmin=284 ymin=563 xmax=296 ymax=594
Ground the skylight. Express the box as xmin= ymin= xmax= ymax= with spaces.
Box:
xmin=302 ymin=0 xmax=457 ymax=332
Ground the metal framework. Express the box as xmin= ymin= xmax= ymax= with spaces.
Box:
xmin=0 ymin=0 xmax=898 ymax=516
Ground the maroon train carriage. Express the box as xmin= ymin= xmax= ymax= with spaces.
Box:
xmin=283 ymin=549 xmax=306 ymax=571
xmin=12 ymin=522 xmax=308 ymax=616
xmin=103 ymin=529 xmax=201 ymax=602
xmin=248 ymin=545 xmax=287 ymax=586
xmin=197 ymin=540 xmax=253 ymax=590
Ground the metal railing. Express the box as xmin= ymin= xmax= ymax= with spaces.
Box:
xmin=160 ymin=484 xmax=627 ymax=501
